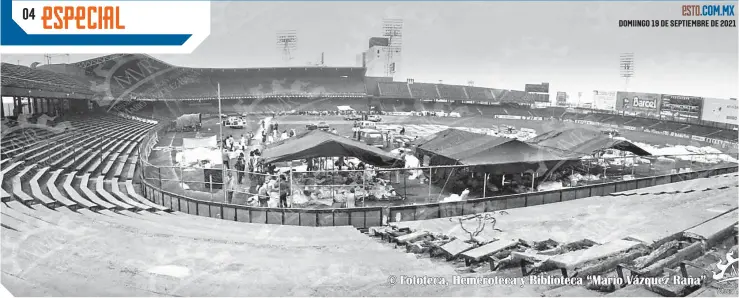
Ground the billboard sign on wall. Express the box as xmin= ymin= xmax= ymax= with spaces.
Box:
xmin=616 ymin=91 xmax=662 ymax=117
xmin=702 ymin=98 xmax=738 ymax=125
xmin=556 ymin=92 xmax=567 ymax=106
xmin=525 ymin=83 xmax=549 ymax=93
xmin=592 ymin=90 xmax=617 ymax=111
xmin=660 ymin=94 xmax=703 ymax=120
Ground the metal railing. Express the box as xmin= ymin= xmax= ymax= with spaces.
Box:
xmin=134 ymin=123 xmax=739 ymax=228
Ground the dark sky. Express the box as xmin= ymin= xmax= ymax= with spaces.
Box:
xmin=3 ymin=1 xmax=736 ymax=99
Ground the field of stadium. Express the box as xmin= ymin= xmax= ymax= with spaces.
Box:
xmin=1 ymin=51 xmax=737 ymax=297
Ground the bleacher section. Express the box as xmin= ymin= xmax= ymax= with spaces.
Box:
xmin=0 ymin=115 xmax=484 ymax=296
xmin=1 ymin=63 xmax=92 ymax=95
xmin=377 ymin=81 xmax=412 ymax=98
xmin=408 ymin=83 xmax=440 ymax=100
xmin=437 ymin=84 xmax=467 ymax=101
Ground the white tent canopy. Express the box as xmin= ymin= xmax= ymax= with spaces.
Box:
xmin=337 ymin=106 xmax=354 ymax=111
xmin=182 ymin=135 xmax=217 ymax=149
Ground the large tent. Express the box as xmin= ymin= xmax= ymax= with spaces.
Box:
xmin=174 ymin=113 xmax=201 ymax=130
xmin=416 ymin=129 xmax=578 ymax=174
xmin=261 ymin=129 xmax=403 ymax=167
xmin=526 ymin=127 xmax=651 ymax=156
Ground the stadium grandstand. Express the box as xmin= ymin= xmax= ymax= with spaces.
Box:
xmin=1 ymin=53 xmax=737 ymax=297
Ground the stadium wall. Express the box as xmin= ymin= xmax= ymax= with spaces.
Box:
xmin=702 ymin=98 xmax=738 ymax=126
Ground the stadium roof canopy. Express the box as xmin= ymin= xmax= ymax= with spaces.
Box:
xmin=262 ymin=130 xmax=403 ymax=167
xmin=415 ymin=129 xmax=578 ymax=174
xmin=526 ymin=127 xmax=651 ymax=156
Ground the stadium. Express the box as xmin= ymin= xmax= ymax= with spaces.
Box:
xmin=1 ymin=49 xmax=738 ymax=296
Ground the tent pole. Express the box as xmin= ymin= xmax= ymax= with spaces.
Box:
xmin=483 ymin=173 xmax=488 ymax=198
xmin=427 ymin=167 xmax=431 ymax=200
xmin=288 ymin=161 xmax=294 ymax=208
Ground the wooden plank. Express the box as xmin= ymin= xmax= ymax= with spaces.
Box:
xmin=123 ymin=180 xmax=167 ymax=210
xmin=29 ymin=167 xmax=54 ymax=205
xmin=12 ymin=165 xmax=35 ymax=203
xmin=78 ymin=174 xmax=115 ymax=209
xmin=543 ymin=286 xmax=605 ymax=297
xmin=62 ymin=173 xmax=95 ymax=208
xmin=104 ymin=179 xmax=150 ymax=210
xmin=125 ymin=156 xmax=138 ymax=180
xmin=549 ymin=239 xmax=643 ymax=269
xmin=439 ymin=239 xmax=475 ymax=258
xmin=45 ymin=170 xmax=77 ymax=207
xmin=684 ymin=211 xmax=738 ymax=246
xmin=395 ymin=230 xmax=429 ymax=244
xmin=605 ymin=285 xmax=661 ymax=297
xmin=460 ymin=239 xmax=519 ymax=262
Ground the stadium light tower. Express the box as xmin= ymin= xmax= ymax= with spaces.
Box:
xmin=43 ymin=54 xmax=70 ymax=64
xmin=276 ymin=30 xmax=298 ymax=64
xmin=620 ymin=53 xmax=634 ymax=91
xmin=382 ymin=18 xmax=403 ymax=77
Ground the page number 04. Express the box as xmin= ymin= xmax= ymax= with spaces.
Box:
xmin=22 ymin=8 xmax=35 ymax=20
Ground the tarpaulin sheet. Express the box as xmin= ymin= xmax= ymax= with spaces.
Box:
xmin=527 ymin=127 xmax=651 ymax=156
xmin=182 ymin=135 xmax=217 ymax=149
xmin=262 ymin=129 xmax=403 ymax=167
xmin=416 ymin=128 xmax=580 ymax=175
xmin=175 ymin=114 xmax=201 ymax=130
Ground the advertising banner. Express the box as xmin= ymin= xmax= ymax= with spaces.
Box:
xmin=592 ymin=91 xmax=617 ymax=111
xmin=556 ymin=92 xmax=567 ymax=106
xmin=660 ymin=94 xmax=702 ymax=120
xmin=525 ymin=83 xmax=549 ymax=93
xmin=701 ymin=98 xmax=738 ymax=125
xmin=616 ymin=91 xmax=662 ymax=117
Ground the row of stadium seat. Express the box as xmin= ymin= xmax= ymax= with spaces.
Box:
xmin=562 ymin=112 xmax=737 ymax=142
xmin=375 ymin=81 xmax=549 ymax=104
xmin=1 ymin=63 xmax=92 ymax=95
xmin=0 ymin=112 xmax=466 ymax=296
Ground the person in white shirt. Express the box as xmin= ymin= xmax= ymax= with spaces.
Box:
xmin=280 ymin=130 xmax=288 ymax=140
xmin=225 ymin=136 xmax=233 ymax=151
xmin=345 ymin=189 xmax=356 ymax=208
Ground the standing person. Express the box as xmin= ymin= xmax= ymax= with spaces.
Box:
xmin=236 ymin=153 xmax=246 ymax=184
xmin=279 ymin=175 xmax=291 ymax=208
xmin=345 ymin=189 xmax=356 ymax=208
xmin=335 ymin=156 xmax=346 ymax=171
xmin=222 ymin=149 xmax=230 ymax=169
xmin=257 ymin=181 xmax=269 ymax=207
xmin=226 ymin=173 xmax=235 ymax=204
xmin=400 ymin=126 xmax=406 ymax=135
xmin=246 ymin=151 xmax=255 ymax=183
xmin=306 ymin=158 xmax=315 ymax=172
